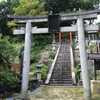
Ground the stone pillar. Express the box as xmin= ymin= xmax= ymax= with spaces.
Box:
xmin=59 ymin=32 xmax=62 ymax=43
xmin=21 ymin=21 xmax=32 ymax=94
xmin=52 ymin=33 xmax=56 ymax=50
xmin=69 ymin=32 xmax=76 ymax=84
xmin=77 ymin=16 xmax=91 ymax=100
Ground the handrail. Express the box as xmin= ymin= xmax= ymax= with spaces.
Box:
xmin=45 ymin=44 xmax=61 ymax=84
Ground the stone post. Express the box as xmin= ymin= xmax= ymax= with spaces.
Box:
xmin=52 ymin=33 xmax=56 ymax=50
xmin=21 ymin=21 xmax=32 ymax=94
xmin=77 ymin=16 xmax=91 ymax=100
xmin=69 ymin=32 xmax=76 ymax=84
xmin=59 ymin=32 xmax=62 ymax=43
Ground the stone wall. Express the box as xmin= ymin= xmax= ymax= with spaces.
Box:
xmin=91 ymin=80 xmax=100 ymax=95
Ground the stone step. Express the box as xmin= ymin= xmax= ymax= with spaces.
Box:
xmin=52 ymin=71 xmax=71 ymax=74
xmin=50 ymin=80 xmax=72 ymax=85
xmin=49 ymin=42 xmax=72 ymax=85
xmin=51 ymin=74 xmax=72 ymax=78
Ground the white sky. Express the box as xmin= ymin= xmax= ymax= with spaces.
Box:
xmin=0 ymin=0 xmax=4 ymax=2
xmin=0 ymin=0 xmax=6 ymax=2
xmin=95 ymin=15 xmax=100 ymax=23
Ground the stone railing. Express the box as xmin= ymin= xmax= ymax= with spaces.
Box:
xmin=45 ymin=44 xmax=61 ymax=84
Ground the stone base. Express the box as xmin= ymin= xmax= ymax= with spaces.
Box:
xmin=91 ymin=80 xmax=100 ymax=95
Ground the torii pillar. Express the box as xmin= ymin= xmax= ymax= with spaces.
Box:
xmin=21 ymin=21 xmax=32 ymax=94
xmin=59 ymin=32 xmax=62 ymax=43
xmin=77 ymin=16 xmax=91 ymax=100
xmin=69 ymin=32 xmax=76 ymax=84
xmin=52 ymin=33 xmax=56 ymax=50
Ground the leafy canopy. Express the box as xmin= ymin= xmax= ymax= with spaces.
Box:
xmin=46 ymin=0 xmax=99 ymax=14
xmin=0 ymin=0 xmax=19 ymax=35
xmin=14 ymin=0 xmax=47 ymax=16
xmin=13 ymin=0 xmax=100 ymax=15
xmin=0 ymin=35 xmax=17 ymax=68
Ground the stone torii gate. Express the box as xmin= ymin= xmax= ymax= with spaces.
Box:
xmin=9 ymin=10 xmax=100 ymax=100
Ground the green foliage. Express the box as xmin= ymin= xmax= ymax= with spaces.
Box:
xmin=30 ymin=36 xmax=53 ymax=81
xmin=29 ymin=35 xmax=52 ymax=81
xmin=0 ymin=3 xmax=10 ymax=35
xmin=46 ymin=0 xmax=71 ymax=13
xmin=49 ymin=50 xmax=55 ymax=59
xmin=79 ymin=0 xmax=96 ymax=10
xmin=0 ymin=36 xmax=20 ymax=89
xmin=31 ymin=64 xmax=48 ymax=80
xmin=14 ymin=0 xmax=47 ymax=16
xmin=46 ymin=0 xmax=99 ymax=14
xmin=0 ymin=69 xmax=19 ymax=87
xmin=31 ymin=46 xmax=42 ymax=63
xmin=31 ymin=64 xmax=36 ymax=74
xmin=7 ymin=0 xmax=19 ymax=14
xmin=72 ymin=38 xmax=78 ymax=49
xmin=33 ymin=34 xmax=52 ymax=46
xmin=0 ymin=0 xmax=19 ymax=35
xmin=87 ymin=41 xmax=97 ymax=53
xmin=0 ymin=35 xmax=18 ymax=67
xmin=41 ymin=64 xmax=48 ymax=80
xmin=31 ymin=34 xmax=52 ymax=63
xmin=75 ymin=64 xmax=81 ymax=83
xmin=7 ymin=21 xmax=17 ymax=29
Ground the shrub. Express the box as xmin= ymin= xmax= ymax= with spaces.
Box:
xmin=0 ymin=70 xmax=19 ymax=88
xmin=0 ymin=35 xmax=17 ymax=67
xmin=75 ymin=64 xmax=81 ymax=84
xmin=0 ymin=35 xmax=20 ymax=93
xmin=41 ymin=64 xmax=48 ymax=80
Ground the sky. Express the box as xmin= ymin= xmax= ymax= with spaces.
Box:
xmin=0 ymin=0 xmax=3 ymax=2
xmin=0 ymin=0 xmax=6 ymax=3
xmin=96 ymin=15 xmax=100 ymax=23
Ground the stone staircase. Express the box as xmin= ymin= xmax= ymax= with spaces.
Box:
xmin=49 ymin=42 xmax=72 ymax=85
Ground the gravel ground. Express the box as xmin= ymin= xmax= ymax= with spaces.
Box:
xmin=29 ymin=86 xmax=84 ymax=100
xmin=13 ymin=85 xmax=100 ymax=100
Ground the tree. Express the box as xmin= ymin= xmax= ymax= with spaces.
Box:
xmin=14 ymin=0 xmax=47 ymax=16
xmin=0 ymin=35 xmax=17 ymax=68
xmin=45 ymin=0 xmax=99 ymax=14
xmin=79 ymin=0 xmax=99 ymax=10
xmin=0 ymin=1 xmax=10 ymax=35
xmin=0 ymin=35 xmax=20 ymax=93
xmin=0 ymin=0 xmax=19 ymax=35
xmin=12 ymin=0 xmax=100 ymax=15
